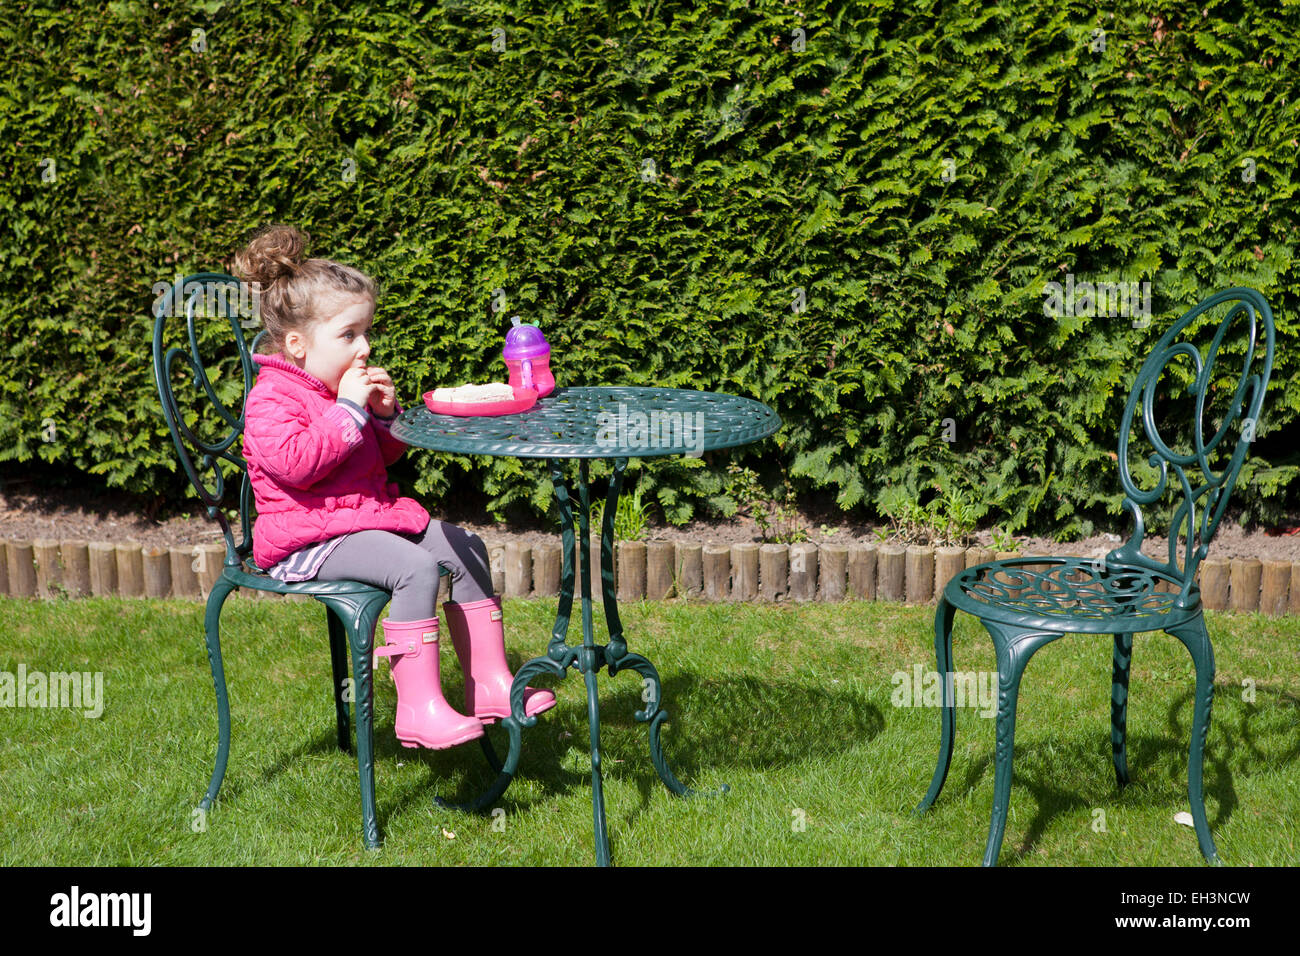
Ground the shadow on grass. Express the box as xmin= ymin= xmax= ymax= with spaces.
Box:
xmin=353 ymin=672 xmax=884 ymax=824
xmin=206 ymin=649 xmax=1297 ymax=861
xmin=930 ymin=683 xmax=1299 ymax=865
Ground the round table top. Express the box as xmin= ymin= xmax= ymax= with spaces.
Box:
xmin=389 ymin=385 xmax=781 ymax=458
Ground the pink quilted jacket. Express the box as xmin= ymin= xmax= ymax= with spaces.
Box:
xmin=243 ymin=353 xmax=430 ymax=570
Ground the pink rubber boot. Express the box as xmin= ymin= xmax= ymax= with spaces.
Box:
xmin=443 ymin=597 xmax=557 ymax=723
xmin=375 ymin=616 xmax=485 ymax=750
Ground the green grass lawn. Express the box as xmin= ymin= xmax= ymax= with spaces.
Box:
xmin=1 ymin=594 xmax=1297 ymax=866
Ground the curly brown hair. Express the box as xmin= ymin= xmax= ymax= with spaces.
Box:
xmin=229 ymin=224 xmax=377 ymax=355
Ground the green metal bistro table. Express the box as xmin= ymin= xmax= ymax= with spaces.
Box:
xmin=391 ymin=385 xmax=780 ymax=865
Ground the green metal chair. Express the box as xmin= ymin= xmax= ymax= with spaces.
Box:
xmin=915 ymin=287 xmax=1274 ymax=866
xmin=151 ymin=272 xmax=475 ymax=849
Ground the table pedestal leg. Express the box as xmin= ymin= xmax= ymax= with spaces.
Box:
xmin=442 ymin=456 xmax=721 ymax=864
xmin=596 ymin=460 xmax=724 ymax=801
xmin=605 ymin=652 xmax=690 ymax=796
xmin=582 ymin=662 xmax=611 ymax=867
xmin=434 ymin=653 xmax=567 ymax=814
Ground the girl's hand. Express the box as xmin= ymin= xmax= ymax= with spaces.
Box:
xmin=365 ymin=366 xmax=397 ymax=418
xmin=338 ymin=366 xmax=375 ymax=408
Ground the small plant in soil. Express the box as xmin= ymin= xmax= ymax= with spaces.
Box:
xmin=725 ymin=464 xmax=808 ymax=544
xmin=589 ymin=483 xmax=650 ymax=541
xmin=875 ymin=482 xmax=985 ymax=548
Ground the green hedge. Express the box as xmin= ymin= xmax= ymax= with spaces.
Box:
xmin=2 ymin=0 xmax=1297 ymax=537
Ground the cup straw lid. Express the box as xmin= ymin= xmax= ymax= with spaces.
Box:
xmin=502 ymin=314 xmax=550 ymax=358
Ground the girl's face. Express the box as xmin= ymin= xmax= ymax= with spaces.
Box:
xmin=285 ymin=298 xmax=374 ymax=395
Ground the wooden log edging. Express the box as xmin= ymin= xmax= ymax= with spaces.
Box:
xmin=1199 ymin=558 xmax=1230 ymax=611
xmin=676 ymin=542 xmax=703 ymax=598
xmin=789 ymin=542 xmax=817 ymax=602
xmin=617 ymin=541 xmax=646 ymax=602
xmin=61 ymin=540 xmax=91 ymax=597
xmin=1291 ymin=560 xmax=1300 ymax=616
xmin=819 ymin=543 xmax=847 ymax=601
xmin=847 ymin=543 xmax=877 ymax=599
xmin=1260 ymin=560 xmax=1289 ymax=617
xmin=116 ymin=540 xmax=144 ymax=598
xmin=731 ymin=543 xmax=759 ymax=602
xmin=759 ymin=544 xmax=788 ymax=602
xmin=1230 ymin=558 xmax=1262 ymax=614
xmin=7 ymin=539 xmax=36 ymax=597
xmin=533 ymin=543 xmax=561 ymax=597
xmin=702 ymin=544 xmax=729 ymax=601
xmin=504 ymin=541 xmax=531 ymax=598
xmin=933 ymin=546 xmax=965 ymax=603
xmin=877 ymin=545 xmax=906 ymax=603
xmin=142 ymin=545 xmax=171 ymax=598
xmin=33 ymin=538 xmax=62 ymax=599
xmin=646 ymin=540 xmax=674 ymax=599
xmin=905 ymin=546 xmax=934 ymax=605
xmin=0 ymin=536 xmax=1293 ymax=613
xmin=485 ymin=539 xmax=506 ymax=597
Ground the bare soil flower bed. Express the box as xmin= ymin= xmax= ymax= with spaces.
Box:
xmin=2 ymin=473 xmax=1297 ymax=562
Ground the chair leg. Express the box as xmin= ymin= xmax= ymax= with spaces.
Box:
xmin=979 ymin=622 xmax=1059 ymax=867
xmin=1111 ymin=632 xmax=1133 ymax=787
xmin=915 ymin=597 xmax=957 ymax=814
xmin=198 ymin=577 xmax=237 ymax=813
xmin=326 ymin=607 xmax=351 ymax=752
xmin=349 ymin=632 xmax=381 ymax=850
xmin=984 ymin=655 xmax=1025 ymax=866
xmin=319 ymin=590 xmax=392 ymax=851
xmin=1167 ymin=617 xmax=1223 ymax=866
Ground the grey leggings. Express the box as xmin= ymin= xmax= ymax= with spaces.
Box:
xmin=314 ymin=520 xmax=493 ymax=620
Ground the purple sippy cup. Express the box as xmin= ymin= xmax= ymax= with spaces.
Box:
xmin=502 ymin=315 xmax=554 ymax=397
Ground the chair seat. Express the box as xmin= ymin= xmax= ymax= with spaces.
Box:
xmin=220 ymin=563 xmax=391 ymax=597
xmin=944 ymin=556 xmax=1201 ymax=633
xmin=221 ymin=562 xmax=448 ymax=597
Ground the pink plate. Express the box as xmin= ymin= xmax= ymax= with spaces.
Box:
xmin=423 ymin=386 xmax=538 ymax=417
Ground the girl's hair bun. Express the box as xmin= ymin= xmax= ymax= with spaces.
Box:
xmin=227 ymin=223 xmax=377 ymax=355
xmin=230 ymin=224 xmax=309 ymax=288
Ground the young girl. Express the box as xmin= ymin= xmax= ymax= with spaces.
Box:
xmin=233 ymin=224 xmax=555 ymax=750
